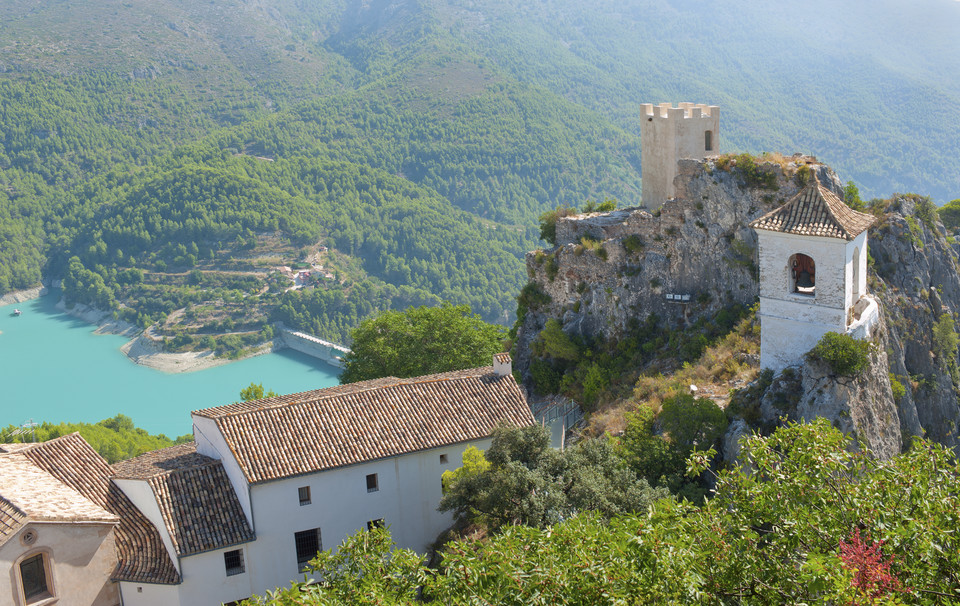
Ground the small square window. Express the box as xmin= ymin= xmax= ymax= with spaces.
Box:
xmin=298 ymin=486 xmax=311 ymax=506
xmin=439 ymin=454 xmax=448 ymax=464
xmin=367 ymin=518 xmax=385 ymax=530
xmin=366 ymin=473 xmax=379 ymax=493
xmin=224 ymin=549 xmax=245 ymax=576
xmin=294 ymin=528 xmax=322 ymax=571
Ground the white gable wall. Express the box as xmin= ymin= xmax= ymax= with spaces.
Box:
xmin=245 ymin=438 xmax=490 ymax=595
xmin=111 ymin=478 xmax=180 ymax=577
xmin=192 ymin=414 xmax=254 ymax=530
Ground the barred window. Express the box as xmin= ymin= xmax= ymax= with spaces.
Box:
xmin=366 ymin=473 xmax=379 ymax=493
xmin=294 ymin=528 xmax=322 ymax=571
xmin=224 ymin=549 xmax=245 ymax=576
xmin=298 ymin=486 xmax=311 ymax=506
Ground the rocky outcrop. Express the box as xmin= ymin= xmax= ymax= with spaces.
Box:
xmin=520 ymin=156 xmax=960 ymax=459
xmin=514 ymin=155 xmax=840 ymax=384
xmin=869 ymin=196 xmax=960 ymax=449
xmin=797 ymin=316 xmax=901 ymax=458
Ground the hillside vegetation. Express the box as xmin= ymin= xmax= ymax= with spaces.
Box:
xmin=0 ymin=0 xmax=957 ymax=347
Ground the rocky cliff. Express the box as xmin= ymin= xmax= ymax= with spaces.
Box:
xmin=517 ymin=156 xmax=960 ymax=458
xmin=870 ymin=195 xmax=960 ymax=450
xmin=514 ymin=155 xmax=840 ymax=382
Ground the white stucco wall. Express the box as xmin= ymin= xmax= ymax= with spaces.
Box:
xmin=119 ymin=544 xmax=255 ymax=606
xmin=757 ymin=230 xmax=849 ymax=310
xmin=192 ymin=415 xmax=253 ymax=529
xmin=178 ymin=545 xmax=255 ymax=606
xmin=640 ymin=103 xmax=719 ymax=208
xmin=117 ymin=580 xmax=178 ymax=606
xmin=2 ymin=523 xmax=119 ymax=606
xmin=244 ymin=439 xmax=490 ymax=596
xmin=757 ymin=228 xmax=873 ymax=371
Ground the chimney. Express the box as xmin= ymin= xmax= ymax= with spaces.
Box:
xmin=493 ymin=352 xmax=512 ymax=377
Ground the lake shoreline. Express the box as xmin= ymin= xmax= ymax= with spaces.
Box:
xmin=3 ymin=286 xmax=339 ymax=374
xmin=0 ymin=284 xmax=49 ymax=306
xmin=54 ymin=299 xmax=279 ymax=374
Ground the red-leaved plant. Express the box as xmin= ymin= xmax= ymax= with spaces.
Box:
xmin=839 ymin=528 xmax=909 ymax=604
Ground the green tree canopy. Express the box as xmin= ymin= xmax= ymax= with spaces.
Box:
xmin=0 ymin=415 xmax=190 ymax=463
xmin=239 ymin=383 xmax=279 ymax=402
xmin=245 ymin=419 xmax=960 ymax=605
xmin=339 ymin=302 xmax=507 ymax=383
xmin=438 ymin=423 xmax=667 ymax=530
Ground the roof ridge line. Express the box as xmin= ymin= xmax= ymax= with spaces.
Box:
xmin=200 ymin=369 xmax=489 ymax=420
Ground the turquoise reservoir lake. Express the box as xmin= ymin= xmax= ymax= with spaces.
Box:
xmin=0 ymin=293 xmax=340 ymax=438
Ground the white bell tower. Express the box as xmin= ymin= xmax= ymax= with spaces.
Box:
xmin=751 ymin=178 xmax=879 ymax=372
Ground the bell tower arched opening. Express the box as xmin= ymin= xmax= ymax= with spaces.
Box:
xmin=790 ymin=253 xmax=816 ymax=295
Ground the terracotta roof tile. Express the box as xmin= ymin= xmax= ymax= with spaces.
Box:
xmin=0 ymin=455 xmax=118 ymax=525
xmin=114 ymin=443 xmax=254 ymax=557
xmin=194 ymin=367 xmax=535 ymax=484
xmin=112 ymin=441 xmax=211 ymax=480
xmin=16 ymin=434 xmax=180 ymax=584
xmin=750 ymin=180 xmax=875 ymax=240
xmin=0 ymin=494 xmax=27 ymax=544
xmin=148 ymin=462 xmax=254 ymax=557
xmin=494 ymin=353 xmax=512 ymax=364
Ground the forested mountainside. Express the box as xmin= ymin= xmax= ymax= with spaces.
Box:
xmin=1 ymin=0 xmax=957 ymax=346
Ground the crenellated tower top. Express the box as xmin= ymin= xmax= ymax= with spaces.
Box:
xmin=640 ymin=102 xmax=720 ymax=208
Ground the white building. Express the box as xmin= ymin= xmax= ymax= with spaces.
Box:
xmin=751 ymin=179 xmax=879 ymax=371
xmin=1 ymin=356 xmax=534 ymax=606
xmin=640 ymin=102 xmax=719 ymax=208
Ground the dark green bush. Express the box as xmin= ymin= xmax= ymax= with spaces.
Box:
xmin=622 ymin=234 xmax=644 ymax=255
xmin=808 ymin=332 xmax=871 ymax=375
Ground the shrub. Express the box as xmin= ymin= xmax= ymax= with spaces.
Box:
xmin=844 ymin=180 xmax=865 ymax=211
xmin=544 ymin=255 xmax=559 ymax=281
xmin=913 ymin=195 xmax=939 ymax=230
xmin=622 ymin=234 xmax=644 ymax=255
xmin=579 ymin=236 xmax=607 ymax=260
xmin=538 ymin=205 xmax=578 ymax=246
xmin=939 ymin=199 xmax=960 ymax=233
xmin=889 ymin=373 xmax=906 ymax=400
xmin=808 ymin=332 xmax=872 ymax=375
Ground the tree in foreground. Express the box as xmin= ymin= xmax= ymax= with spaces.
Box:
xmin=339 ymin=302 xmax=506 ymax=383
xmin=438 ymin=423 xmax=667 ymax=530
xmin=244 ymin=419 xmax=960 ymax=604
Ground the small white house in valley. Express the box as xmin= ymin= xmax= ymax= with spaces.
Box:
xmin=3 ymin=354 xmax=534 ymax=606
xmin=751 ymin=178 xmax=879 ymax=371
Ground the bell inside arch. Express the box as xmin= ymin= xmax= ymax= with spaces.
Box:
xmin=796 ymin=270 xmax=815 ymax=289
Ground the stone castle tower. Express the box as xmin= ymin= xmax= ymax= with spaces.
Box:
xmin=750 ymin=179 xmax=879 ymax=371
xmin=640 ymin=102 xmax=719 ymax=208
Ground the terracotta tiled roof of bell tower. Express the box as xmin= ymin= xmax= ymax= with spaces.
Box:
xmin=750 ymin=179 xmax=875 ymax=240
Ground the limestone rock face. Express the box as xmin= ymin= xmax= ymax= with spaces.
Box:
xmin=869 ymin=196 xmax=960 ymax=449
xmin=796 ymin=317 xmax=901 ymax=459
xmin=515 ymin=156 xmax=839 ymax=387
